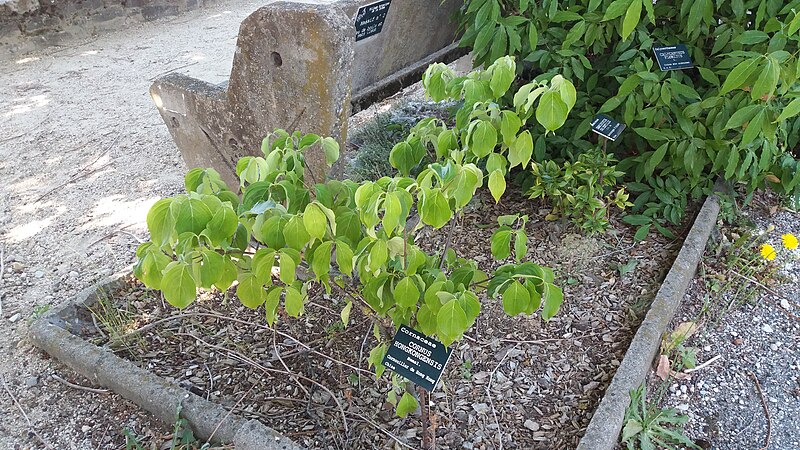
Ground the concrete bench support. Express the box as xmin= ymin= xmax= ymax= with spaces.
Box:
xmin=150 ymin=0 xmax=461 ymax=188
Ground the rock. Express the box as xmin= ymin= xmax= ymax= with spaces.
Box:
xmin=781 ymin=298 xmax=791 ymax=309
xmin=733 ymin=337 xmax=743 ymax=345
xmin=523 ymin=419 xmax=540 ymax=431
xmin=68 ymin=270 xmax=79 ymax=278
xmin=762 ymin=324 xmax=774 ymax=333
xmin=8 ymin=313 xmax=21 ymax=323
xmin=34 ymin=270 xmax=44 ymax=278
xmin=81 ymin=425 xmax=91 ymax=433
xmin=472 ymin=403 xmax=490 ymax=414
xmin=11 ymin=262 xmax=24 ymax=272
xmin=770 ymin=343 xmax=778 ymax=351
xmin=24 ymin=376 xmax=39 ymax=388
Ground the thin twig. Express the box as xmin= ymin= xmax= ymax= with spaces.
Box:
xmin=179 ymin=332 xmax=350 ymax=436
xmin=208 ymin=383 xmax=257 ymax=443
xmin=684 ymin=354 xmax=722 ymax=374
xmin=86 ymin=225 xmax=142 ymax=249
xmin=498 ymin=331 xmax=605 ymax=345
xmin=591 ymin=243 xmax=637 ymax=260
xmin=273 ymin=329 xmax=310 ymax=397
xmin=51 ymin=374 xmax=110 ymax=394
xmin=343 ymin=410 xmax=414 ymax=449
xmin=35 ymin=138 xmax=118 ymax=203
xmin=747 ymin=370 xmax=772 ymax=450
xmin=203 ymin=363 xmax=214 ymax=401
xmin=439 ymin=214 xmax=458 ymax=270
xmin=1 ymin=376 xmax=54 ymax=449
xmin=487 ymin=344 xmax=517 ymax=450
xmin=730 ymin=269 xmax=800 ymax=322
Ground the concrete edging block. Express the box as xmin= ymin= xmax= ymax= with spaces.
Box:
xmin=29 ymin=272 xmax=303 ymax=450
xmin=576 ymin=194 xmax=721 ymax=450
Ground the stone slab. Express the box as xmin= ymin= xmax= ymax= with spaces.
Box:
xmin=151 ymin=0 xmax=463 ymax=189
xmin=29 ymin=272 xmax=303 ymax=450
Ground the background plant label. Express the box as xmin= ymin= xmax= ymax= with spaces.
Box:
xmin=591 ymin=114 xmax=626 ymax=141
xmin=653 ymin=44 xmax=694 ymax=71
xmin=355 ymin=0 xmax=392 ymax=42
xmin=382 ymin=325 xmax=452 ymax=391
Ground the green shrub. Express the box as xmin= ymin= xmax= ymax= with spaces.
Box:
xmin=458 ymin=0 xmax=800 ymax=233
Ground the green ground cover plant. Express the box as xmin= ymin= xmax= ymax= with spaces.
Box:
xmin=457 ymin=0 xmax=800 ymax=237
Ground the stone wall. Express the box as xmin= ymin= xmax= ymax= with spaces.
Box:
xmin=0 ymin=0 xmax=220 ymax=56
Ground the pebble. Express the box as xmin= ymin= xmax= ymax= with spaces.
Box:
xmin=770 ymin=343 xmax=779 ymax=351
xmin=69 ymin=271 xmax=79 ymax=278
xmin=781 ymin=299 xmax=791 ymax=309
xmin=523 ymin=419 xmax=540 ymax=431
xmin=11 ymin=262 xmax=25 ymax=272
xmin=34 ymin=270 xmax=44 ymax=278
xmin=762 ymin=324 xmax=774 ymax=333
xmin=9 ymin=313 xmax=21 ymax=323
xmin=81 ymin=425 xmax=91 ymax=433
xmin=472 ymin=403 xmax=490 ymax=414
xmin=24 ymin=376 xmax=39 ymax=388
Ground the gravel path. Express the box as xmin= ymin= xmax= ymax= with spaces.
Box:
xmin=0 ymin=2 xmax=278 ymax=447
xmin=654 ymin=195 xmax=800 ymax=450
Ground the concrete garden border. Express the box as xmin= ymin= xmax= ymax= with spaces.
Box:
xmin=29 ymin=272 xmax=303 ymax=450
xmin=577 ymin=192 xmax=721 ymax=450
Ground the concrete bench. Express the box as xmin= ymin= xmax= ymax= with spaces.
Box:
xmin=150 ymin=0 xmax=462 ymax=188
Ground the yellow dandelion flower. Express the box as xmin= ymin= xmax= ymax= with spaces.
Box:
xmin=760 ymin=243 xmax=777 ymax=261
xmin=782 ymin=233 xmax=799 ymax=250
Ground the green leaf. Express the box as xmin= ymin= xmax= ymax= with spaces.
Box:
xmin=264 ymin=286 xmax=282 ymax=326
xmin=502 ymin=280 xmax=530 ymax=316
xmin=419 ymin=188 xmax=452 ymax=229
xmin=147 ymin=198 xmax=175 ymax=246
xmin=500 ymin=111 xmax=522 ymax=145
xmin=489 ymin=57 xmax=515 ymax=97
xmin=541 ymin=283 xmax=563 ymax=320
xmin=215 ymin=257 xmax=238 ymax=292
xmin=312 ymin=241 xmax=333 ymax=280
xmin=382 ymin=192 xmax=403 ymax=235
xmin=174 ymin=198 xmax=213 ymax=236
xmin=161 ymin=262 xmax=196 ymax=309
xmin=237 ymin=273 xmax=266 ymax=309
xmin=369 ymin=239 xmax=388 ymax=272
xmin=514 ymin=229 xmax=528 ymax=262
xmin=634 ymin=223 xmax=651 ymax=241
xmin=303 ymin=203 xmax=327 ymax=241
xmin=720 ymin=58 xmax=760 ymax=95
xmin=508 ymin=131 xmax=533 ymax=168
xmin=284 ymin=285 xmax=304 ymax=317
xmin=603 ymin=0 xmax=632 ymax=20
xmin=725 ymin=104 xmax=761 ymax=129
xmin=491 ymin=228 xmax=513 ymax=260
xmin=335 ymin=239 xmax=354 ymax=276
xmin=488 ymin=169 xmax=506 ymax=203
xmin=634 ymin=128 xmax=668 ymax=141
xmin=395 ymin=277 xmax=421 ymax=308
xmin=340 ymin=300 xmax=353 ymax=327
xmin=621 ymin=0 xmax=642 ymax=40
xmin=536 ymin=91 xmax=569 ymax=132
xmin=645 ymin=143 xmax=668 ymax=177
xmin=204 ymin=205 xmax=238 ymax=246
xmin=279 ymin=250 xmax=298 ymax=284
xmin=136 ymin=247 xmax=171 ymax=290
xmin=777 ymin=99 xmax=800 ymax=122
xmin=321 ymin=137 xmax=340 ymax=166
xmin=368 ymin=343 xmax=388 ymax=378
xmin=437 ymin=299 xmax=468 ymax=346
xmin=396 ymin=392 xmax=419 ymax=418
xmin=197 ymin=249 xmax=224 ymax=288
xmin=470 ymin=120 xmax=498 ymax=157
xmin=283 ymin=215 xmax=310 ymax=251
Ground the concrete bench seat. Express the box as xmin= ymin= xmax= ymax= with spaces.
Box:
xmin=150 ymin=0 xmax=462 ymax=188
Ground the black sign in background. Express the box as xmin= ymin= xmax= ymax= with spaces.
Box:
xmin=591 ymin=114 xmax=626 ymax=141
xmin=381 ymin=325 xmax=452 ymax=391
xmin=355 ymin=0 xmax=392 ymax=42
xmin=653 ymin=44 xmax=694 ymax=71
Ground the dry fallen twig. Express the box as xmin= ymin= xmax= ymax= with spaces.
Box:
xmin=684 ymin=354 xmax=722 ymax=374
xmin=51 ymin=374 xmax=110 ymax=394
xmin=730 ymin=270 xmax=799 ymax=322
xmin=747 ymin=370 xmax=772 ymax=450
xmin=1 ymin=376 xmax=54 ymax=449
xmin=487 ymin=344 xmax=518 ymax=450
xmin=34 ymin=136 xmax=119 ymax=203
xmin=0 ymin=245 xmax=5 ymax=316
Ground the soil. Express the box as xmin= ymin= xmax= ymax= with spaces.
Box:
xmin=80 ymin=185 xmax=684 ymax=450
xmin=646 ymin=191 xmax=800 ymax=450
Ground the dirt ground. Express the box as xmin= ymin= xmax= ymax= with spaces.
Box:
xmin=0 ymin=2 xmax=284 ymax=448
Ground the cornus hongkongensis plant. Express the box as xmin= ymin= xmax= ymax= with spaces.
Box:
xmin=134 ymin=130 xmax=564 ymax=416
